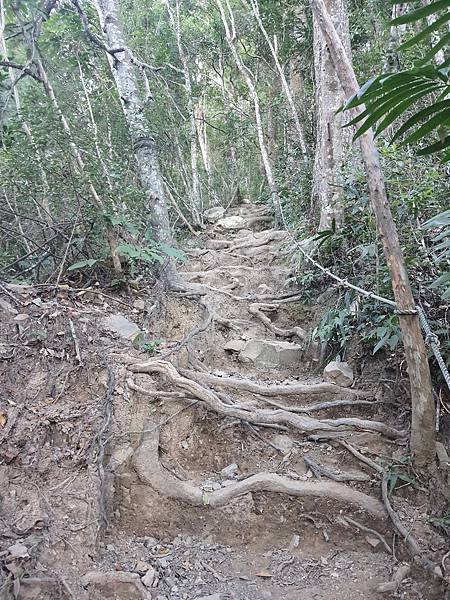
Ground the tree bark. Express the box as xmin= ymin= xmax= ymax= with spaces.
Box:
xmin=249 ymin=0 xmax=308 ymax=161
xmin=165 ymin=0 xmax=202 ymax=224
xmin=311 ymin=0 xmax=435 ymax=466
xmin=96 ymin=0 xmax=179 ymax=285
xmin=312 ymin=0 xmax=351 ymax=230
xmin=215 ymin=0 xmax=282 ymax=223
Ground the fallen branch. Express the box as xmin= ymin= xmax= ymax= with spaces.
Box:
xmin=133 ymin=421 xmax=385 ymax=518
xmin=341 ymin=515 xmax=392 ymax=553
xmin=129 ymin=360 xmax=406 ymax=439
xmin=376 ymin=563 xmax=411 ymax=593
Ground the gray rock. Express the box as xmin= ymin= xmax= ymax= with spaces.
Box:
xmin=239 ymin=339 xmax=302 ymax=369
xmin=14 ymin=313 xmax=30 ymax=322
xmin=81 ymin=571 xmax=151 ymax=599
xmin=204 ymin=206 xmax=225 ymax=223
xmin=102 ymin=314 xmax=141 ymax=340
xmin=323 ymin=361 xmax=354 ymax=387
xmin=216 ymin=215 xmax=247 ymax=230
xmin=141 ymin=566 xmax=156 ymax=588
xmin=272 ymin=434 xmax=294 ymax=454
xmin=133 ymin=299 xmax=146 ymax=311
xmin=223 ymin=339 xmax=246 ymax=353
xmin=220 ymin=463 xmax=238 ymax=478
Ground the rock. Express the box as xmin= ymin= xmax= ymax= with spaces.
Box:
xmin=141 ymin=566 xmax=156 ymax=588
xmin=216 ymin=215 xmax=247 ymax=230
xmin=272 ymin=434 xmax=294 ymax=454
xmin=239 ymin=339 xmax=302 ymax=369
xmin=133 ymin=299 xmax=146 ymax=311
xmin=195 ymin=595 xmax=222 ymax=600
xmin=102 ymin=314 xmax=141 ymax=341
xmin=8 ymin=542 xmax=29 ymax=559
xmin=204 ymin=206 xmax=225 ymax=223
xmin=323 ymin=361 xmax=354 ymax=387
xmin=14 ymin=313 xmax=30 ymax=323
xmin=220 ymin=463 xmax=238 ymax=478
xmin=223 ymin=339 xmax=246 ymax=353
xmin=144 ymin=536 xmax=158 ymax=548
xmin=206 ymin=239 xmax=229 ymax=250
xmin=365 ymin=535 xmax=380 ymax=548
xmin=135 ymin=560 xmax=151 ymax=573
xmin=289 ymin=534 xmax=300 ymax=550
xmin=81 ymin=571 xmax=151 ymax=599
xmin=0 ymin=298 xmax=17 ymax=314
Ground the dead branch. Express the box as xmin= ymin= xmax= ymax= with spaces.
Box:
xmin=335 ymin=439 xmax=384 ymax=474
xmin=341 ymin=515 xmax=392 ymax=553
xmin=376 ymin=564 xmax=411 ymax=593
xmin=0 ymin=60 xmax=42 ymax=81
xmin=128 ymin=360 xmax=405 ymax=439
xmin=133 ymin=421 xmax=385 ymax=517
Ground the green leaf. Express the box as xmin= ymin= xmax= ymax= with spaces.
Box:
xmin=391 ymin=0 xmax=450 ymax=26
xmin=67 ymin=258 xmax=101 ymax=271
xmin=391 ymin=99 xmax=450 ymax=142
xmin=158 ymin=242 xmax=186 ymax=261
xmin=402 ymin=109 xmax=450 ymax=145
xmin=416 ymin=134 xmax=450 ymax=155
xmin=398 ymin=12 xmax=450 ymax=51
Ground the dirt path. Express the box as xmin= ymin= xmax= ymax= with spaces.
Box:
xmin=0 ymin=203 xmax=446 ymax=599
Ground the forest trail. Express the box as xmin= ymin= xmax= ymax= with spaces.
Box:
xmin=0 ymin=202 xmax=444 ymax=599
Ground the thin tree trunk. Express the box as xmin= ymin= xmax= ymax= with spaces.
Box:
xmin=34 ymin=55 xmax=123 ymax=275
xmin=164 ymin=0 xmax=202 ymax=224
xmin=216 ymin=0 xmax=282 ymax=223
xmin=311 ymin=0 xmax=435 ymax=466
xmin=312 ymin=0 xmax=351 ymax=230
xmin=249 ymin=0 xmax=308 ymax=161
xmin=96 ymin=0 xmax=179 ymax=285
xmin=0 ymin=0 xmax=52 ymax=225
xmin=194 ymin=98 xmax=214 ymax=204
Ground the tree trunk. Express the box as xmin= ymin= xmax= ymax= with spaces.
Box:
xmin=249 ymin=0 xmax=308 ymax=161
xmin=194 ymin=98 xmax=214 ymax=205
xmin=165 ymin=0 xmax=202 ymax=224
xmin=215 ymin=0 xmax=282 ymax=223
xmin=96 ymin=0 xmax=179 ymax=284
xmin=311 ymin=0 xmax=435 ymax=466
xmin=312 ymin=0 xmax=351 ymax=231
xmin=35 ymin=55 xmax=123 ymax=275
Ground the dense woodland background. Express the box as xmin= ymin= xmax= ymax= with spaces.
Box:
xmin=0 ymin=0 xmax=448 ymax=371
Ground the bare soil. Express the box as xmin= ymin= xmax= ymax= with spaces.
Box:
xmin=0 ymin=203 xmax=448 ymax=599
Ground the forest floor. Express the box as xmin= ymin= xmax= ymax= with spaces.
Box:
xmin=0 ymin=202 xmax=449 ymax=600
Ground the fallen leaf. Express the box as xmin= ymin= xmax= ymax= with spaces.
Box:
xmin=8 ymin=543 xmax=29 ymax=559
xmin=0 ymin=410 xmax=7 ymax=427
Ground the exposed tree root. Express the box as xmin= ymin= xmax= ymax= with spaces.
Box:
xmin=303 ymin=456 xmax=371 ymax=482
xmin=381 ymin=477 xmax=420 ymax=557
xmin=341 ymin=516 xmax=392 ymax=553
xmin=129 ymin=360 xmax=406 ymax=439
xmin=176 ymin=368 xmax=370 ymax=398
xmin=376 ymin=564 xmax=411 ymax=593
xmin=258 ymin=396 xmax=381 ymax=414
xmin=248 ymin=302 xmax=308 ymax=342
xmin=226 ymin=229 xmax=288 ymax=253
xmin=133 ymin=422 xmax=385 ymax=518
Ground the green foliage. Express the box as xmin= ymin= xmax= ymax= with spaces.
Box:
xmin=382 ymin=455 xmax=418 ymax=494
xmin=422 ymin=209 xmax=450 ymax=299
xmin=428 ymin=511 xmax=450 ymax=530
xmin=132 ymin=334 xmax=162 ymax=354
xmin=345 ymin=1 xmax=450 ymax=160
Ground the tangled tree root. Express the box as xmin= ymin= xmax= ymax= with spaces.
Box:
xmin=133 ymin=421 xmax=385 ymax=518
xmin=248 ymin=302 xmax=308 ymax=342
xmin=129 ymin=360 xmax=406 ymax=439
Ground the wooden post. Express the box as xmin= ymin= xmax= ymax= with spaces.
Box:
xmin=311 ymin=0 xmax=435 ymax=466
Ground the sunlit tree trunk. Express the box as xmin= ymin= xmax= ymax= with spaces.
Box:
xmin=215 ymin=0 xmax=282 ymax=223
xmin=311 ymin=0 xmax=436 ymax=467
xmin=96 ymin=0 xmax=179 ymax=284
xmin=249 ymin=0 xmax=308 ymax=161
xmin=164 ymin=0 xmax=202 ymax=224
xmin=312 ymin=0 xmax=351 ymax=230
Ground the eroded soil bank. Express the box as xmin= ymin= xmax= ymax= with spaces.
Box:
xmin=1 ymin=202 xmax=448 ymax=599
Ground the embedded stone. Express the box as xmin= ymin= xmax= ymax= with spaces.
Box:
xmin=323 ymin=361 xmax=354 ymax=387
